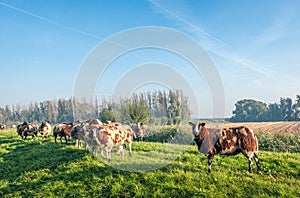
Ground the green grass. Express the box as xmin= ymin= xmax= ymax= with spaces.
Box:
xmin=0 ymin=129 xmax=300 ymax=197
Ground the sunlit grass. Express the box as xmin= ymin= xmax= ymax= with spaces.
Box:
xmin=0 ymin=129 xmax=299 ymax=197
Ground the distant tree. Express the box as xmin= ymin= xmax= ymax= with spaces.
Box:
xmin=279 ymin=97 xmax=293 ymax=121
xmin=4 ymin=105 xmax=12 ymax=123
xmin=167 ymin=90 xmax=182 ymax=125
xmin=292 ymin=95 xmax=300 ymax=121
xmin=57 ymin=99 xmax=74 ymax=122
xmin=99 ymin=106 xmax=116 ymax=123
xmin=230 ymin=99 xmax=268 ymax=122
xmin=266 ymin=103 xmax=282 ymax=121
xmin=127 ymin=96 xmax=149 ymax=124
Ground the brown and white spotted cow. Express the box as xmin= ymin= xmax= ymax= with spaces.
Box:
xmin=38 ymin=121 xmax=51 ymax=142
xmin=131 ymin=123 xmax=146 ymax=142
xmin=188 ymin=122 xmax=261 ymax=173
xmin=94 ymin=123 xmax=134 ymax=161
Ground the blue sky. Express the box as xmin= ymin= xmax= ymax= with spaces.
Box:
xmin=1 ymin=0 xmax=300 ymax=118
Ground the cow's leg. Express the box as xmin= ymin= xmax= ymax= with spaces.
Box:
xmin=118 ymin=145 xmax=125 ymax=157
xmin=93 ymin=146 xmax=98 ymax=157
xmin=84 ymin=142 xmax=88 ymax=151
xmin=116 ymin=145 xmax=124 ymax=156
xmin=243 ymin=151 xmax=257 ymax=173
xmin=253 ymin=153 xmax=262 ymax=171
xmin=128 ymin=143 xmax=132 ymax=157
xmin=208 ymin=157 xmax=213 ymax=173
xmin=100 ymin=145 xmax=104 ymax=156
xmin=248 ymin=157 xmax=253 ymax=173
xmin=106 ymin=146 xmax=111 ymax=162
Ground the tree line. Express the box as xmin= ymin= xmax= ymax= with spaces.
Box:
xmin=0 ymin=90 xmax=190 ymax=126
xmin=230 ymin=95 xmax=300 ymax=122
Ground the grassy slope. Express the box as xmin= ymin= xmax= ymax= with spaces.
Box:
xmin=0 ymin=129 xmax=299 ymax=197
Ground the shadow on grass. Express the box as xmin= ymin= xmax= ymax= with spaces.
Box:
xmin=0 ymin=139 xmax=88 ymax=191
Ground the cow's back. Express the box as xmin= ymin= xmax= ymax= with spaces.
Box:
xmin=218 ymin=126 xmax=257 ymax=155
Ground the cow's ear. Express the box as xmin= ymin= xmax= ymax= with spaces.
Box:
xmin=188 ymin=122 xmax=195 ymax=126
xmin=200 ymin=123 xmax=206 ymax=127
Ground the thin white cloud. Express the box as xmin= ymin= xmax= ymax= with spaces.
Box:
xmin=0 ymin=1 xmax=103 ymax=40
xmin=147 ymin=0 xmax=230 ymax=47
xmin=0 ymin=1 xmax=135 ymax=52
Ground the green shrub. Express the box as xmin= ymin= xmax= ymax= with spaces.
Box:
xmin=257 ymin=132 xmax=300 ymax=153
xmin=143 ymin=125 xmax=192 ymax=144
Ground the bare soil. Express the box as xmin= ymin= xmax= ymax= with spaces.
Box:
xmin=218 ymin=121 xmax=300 ymax=134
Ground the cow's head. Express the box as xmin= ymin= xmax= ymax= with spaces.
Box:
xmin=188 ymin=122 xmax=206 ymax=137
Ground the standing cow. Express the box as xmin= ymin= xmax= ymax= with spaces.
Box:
xmin=131 ymin=123 xmax=146 ymax=142
xmin=94 ymin=123 xmax=134 ymax=161
xmin=189 ymin=122 xmax=261 ymax=173
xmin=71 ymin=118 xmax=102 ymax=148
xmin=38 ymin=121 xmax=51 ymax=142
xmin=16 ymin=122 xmax=38 ymax=140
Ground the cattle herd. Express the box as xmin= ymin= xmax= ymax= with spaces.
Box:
xmin=13 ymin=119 xmax=146 ymax=162
xmin=3 ymin=120 xmax=262 ymax=173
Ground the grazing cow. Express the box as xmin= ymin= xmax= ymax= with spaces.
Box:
xmin=94 ymin=123 xmax=134 ymax=161
xmin=0 ymin=124 xmax=6 ymax=130
xmin=16 ymin=122 xmax=38 ymax=140
xmin=70 ymin=121 xmax=82 ymax=147
xmin=38 ymin=121 xmax=51 ymax=142
xmin=53 ymin=122 xmax=76 ymax=145
xmin=131 ymin=123 xmax=146 ymax=142
xmin=17 ymin=122 xmax=28 ymax=136
xmin=188 ymin=122 xmax=261 ymax=173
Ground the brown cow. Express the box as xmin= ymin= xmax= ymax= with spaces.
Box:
xmin=53 ymin=122 xmax=75 ymax=145
xmin=188 ymin=122 xmax=261 ymax=173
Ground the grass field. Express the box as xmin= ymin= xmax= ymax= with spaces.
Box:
xmin=1 ymin=128 xmax=300 ymax=197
